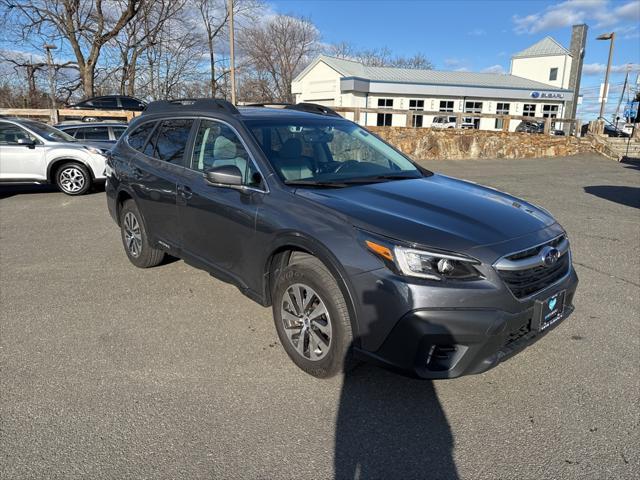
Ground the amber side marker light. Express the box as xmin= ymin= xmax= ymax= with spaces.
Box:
xmin=365 ymin=240 xmax=394 ymax=261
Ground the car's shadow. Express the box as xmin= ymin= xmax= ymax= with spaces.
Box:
xmin=335 ymin=363 xmax=458 ymax=480
xmin=0 ymin=183 xmax=105 ymax=199
xmin=584 ymin=185 xmax=640 ymax=209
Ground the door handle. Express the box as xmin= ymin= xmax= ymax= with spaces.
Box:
xmin=178 ymin=185 xmax=193 ymax=200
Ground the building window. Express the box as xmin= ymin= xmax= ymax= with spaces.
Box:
xmin=377 ymin=98 xmax=393 ymax=126
xmin=542 ymin=104 xmax=559 ymax=118
xmin=439 ymin=100 xmax=454 ymax=112
xmin=409 ymin=99 xmax=424 ymax=127
xmin=542 ymin=104 xmax=559 ymax=128
xmin=523 ymin=104 xmax=536 ymax=117
xmin=549 ymin=68 xmax=558 ymax=81
xmin=464 ymin=101 xmax=483 ymax=128
xmin=376 ymin=113 xmax=392 ymax=126
xmin=495 ymin=102 xmax=510 ymax=129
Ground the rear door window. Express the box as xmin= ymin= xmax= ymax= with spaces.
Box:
xmin=127 ymin=122 xmax=156 ymax=151
xmin=77 ymin=126 xmax=110 ymax=141
xmin=92 ymin=97 xmax=118 ymax=109
xmin=144 ymin=119 xmax=194 ymax=165
xmin=120 ymin=97 xmax=145 ymax=109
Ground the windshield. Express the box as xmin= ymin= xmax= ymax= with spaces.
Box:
xmin=247 ymin=118 xmax=425 ymax=185
xmin=23 ymin=121 xmax=76 ymax=143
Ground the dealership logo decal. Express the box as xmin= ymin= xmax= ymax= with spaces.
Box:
xmin=530 ymin=91 xmax=564 ymax=99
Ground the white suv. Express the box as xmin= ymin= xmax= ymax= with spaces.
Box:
xmin=0 ymin=118 xmax=108 ymax=195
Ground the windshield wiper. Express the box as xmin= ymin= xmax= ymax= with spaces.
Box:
xmin=339 ymin=174 xmax=422 ymax=184
xmin=284 ymin=180 xmax=350 ymax=188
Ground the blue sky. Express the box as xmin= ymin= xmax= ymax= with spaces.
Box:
xmin=271 ymin=0 xmax=640 ymax=118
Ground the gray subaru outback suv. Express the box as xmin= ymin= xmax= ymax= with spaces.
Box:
xmin=105 ymin=99 xmax=578 ymax=379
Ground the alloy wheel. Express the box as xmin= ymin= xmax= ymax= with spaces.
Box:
xmin=123 ymin=212 xmax=143 ymax=257
xmin=281 ymin=283 xmax=332 ymax=361
xmin=58 ymin=167 xmax=86 ymax=193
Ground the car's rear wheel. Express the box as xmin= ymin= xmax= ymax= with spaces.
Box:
xmin=119 ymin=200 xmax=164 ymax=268
xmin=56 ymin=162 xmax=92 ymax=195
xmin=272 ymin=255 xmax=354 ymax=378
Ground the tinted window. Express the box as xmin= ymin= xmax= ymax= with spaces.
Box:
xmin=77 ymin=126 xmax=110 ymax=141
xmin=62 ymin=128 xmax=79 ymax=137
xmin=127 ymin=122 xmax=155 ymax=151
xmin=92 ymin=97 xmax=118 ymax=108
xmin=145 ymin=119 xmax=193 ymax=164
xmin=0 ymin=123 xmax=36 ymax=144
xmin=120 ymin=97 xmax=144 ymax=109
xmin=191 ymin=120 xmax=259 ymax=186
xmin=112 ymin=126 xmax=126 ymax=139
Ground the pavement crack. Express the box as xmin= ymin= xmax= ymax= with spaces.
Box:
xmin=573 ymin=261 xmax=640 ymax=288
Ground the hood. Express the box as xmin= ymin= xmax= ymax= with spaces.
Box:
xmin=295 ymin=174 xmax=556 ymax=253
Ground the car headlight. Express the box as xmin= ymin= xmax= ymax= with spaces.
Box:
xmin=84 ymin=145 xmax=110 ymax=156
xmin=365 ymin=239 xmax=482 ymax=281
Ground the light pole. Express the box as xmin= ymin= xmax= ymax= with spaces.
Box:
xmin=596 ymin=32 xmax=615 ymax=121
xmin=228 ymin=0 xmax=236 ymax=105
xmin=43 ymin=44 xmax=58 ymax=124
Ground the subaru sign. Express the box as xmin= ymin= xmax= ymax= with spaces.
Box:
xmin=530 ymin=91 xmax=565 ymax=99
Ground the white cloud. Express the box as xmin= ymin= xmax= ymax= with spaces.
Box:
xmin=582 ymin=62 xmax=640 ymax=75
xmin=481 ymin=64 xmax=506 ymax=74
xmin=513 ymin=0 xmax=640 ymax=34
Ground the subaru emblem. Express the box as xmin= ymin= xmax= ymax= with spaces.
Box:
xmin=541 ymin=246 xmax=560 ymax=266
xmin=530 ymin=91 xmax=541 ymax=98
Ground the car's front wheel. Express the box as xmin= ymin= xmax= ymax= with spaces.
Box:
xmin=272 ymin=255 xmax=354 ymax=378
xmin=55 ymin=162 xmax=92 ymax=195
xmin=119 ymin=200 xmax=165 ymax=268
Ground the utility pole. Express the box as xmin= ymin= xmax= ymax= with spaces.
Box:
xmin=228 ymin=0 xmax=236 ymax=105
xmin=43 ymin=44 xmax=58 ymax=124
xmin=597 ymin=32 xmax=615 ymax=121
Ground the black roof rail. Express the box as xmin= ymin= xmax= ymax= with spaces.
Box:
xmin=244 ymin=102 xmax=290 ymax=108
xmin=284 ymin=103 xmax=342 ymax=117
xmin=143 ymin=98 xmax=239 ymax=115
xmin=243 ymin=101 xmax=341 ymax=117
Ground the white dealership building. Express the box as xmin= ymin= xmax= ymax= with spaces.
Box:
xmin=292 ymin=28 xmax=587 ymax=132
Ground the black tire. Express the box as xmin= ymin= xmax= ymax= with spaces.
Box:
xmin=55 ymin=162 xmax=92 ymax=196
xmin=119 ymin=200 xmax=164 ymax=268
xmin=272 ymin=255 xmax=355 ymax=378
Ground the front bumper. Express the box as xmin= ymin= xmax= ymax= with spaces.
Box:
xmin=353 ymin=267 xmax=578 ymax=379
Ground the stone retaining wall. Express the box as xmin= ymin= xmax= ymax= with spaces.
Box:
xmin=368 ymin=127 xmax=595 ymax=160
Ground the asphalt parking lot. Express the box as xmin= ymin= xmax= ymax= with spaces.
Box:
xmin=1 ymin=153 xmax=638 ymax=479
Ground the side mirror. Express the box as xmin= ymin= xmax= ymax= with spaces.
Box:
xmin=17 ymin=138 xmax=36 ymax=148
xmin=205 ymin=165 xmax=243 ymax=186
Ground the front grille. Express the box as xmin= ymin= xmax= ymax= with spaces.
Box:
xmin=497 ymin=250 xmax=570 ymax=299
xmin=505 ymin=235 xmax=565 ymax=261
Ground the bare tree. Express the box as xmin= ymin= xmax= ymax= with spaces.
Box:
xmin=194 ymin=0 xmax=263 ymax=97
xmin=240 ymin=14 xmax=319 ymax=102
xmin=2 ymin=0 xmax=143 ymax=97
xmin=326 ymin=43 xmax=433 ymax=70
xmin=111 ymin=0 xmax=185 ymax=96
xmin=0 ymin=49 xmax=78 ymax=106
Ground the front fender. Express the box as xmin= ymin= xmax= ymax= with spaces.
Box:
xmin=263 ymin=231 xmax=364 ymax=345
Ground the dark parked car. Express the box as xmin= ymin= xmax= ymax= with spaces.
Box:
xmin=70 ymin=95 xmax=146 ymax=111
xmin=106 ymin=99 xmax=578 ymax=379
xmin=55 ymin=122 xmax=127 ymax=147
xmin=516 ymin=120 xmax=544 ymax=134
xmin=68 ymin=95 xmax=146 ymax=122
